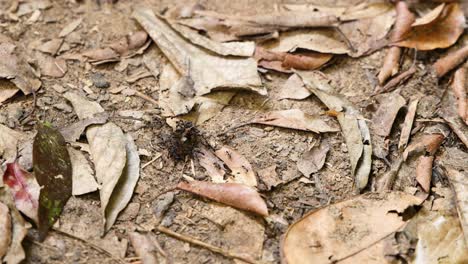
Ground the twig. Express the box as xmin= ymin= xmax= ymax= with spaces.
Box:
xmin=334 ymin=26 xmax=356 ymax=53
xmin=155 ymin=225 xmax=260 ymax=264
xmin=52 ymin=228 xmax=126 ymax=264
xmin=142 ymin=153 xmax=162 ymax=169
xmin=134 ymin=90 xmax=159 ymax=105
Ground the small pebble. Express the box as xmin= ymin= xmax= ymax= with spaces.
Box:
xmin=90 ymin=72 xmax=110 ymax=88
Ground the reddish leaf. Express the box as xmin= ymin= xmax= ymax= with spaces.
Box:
xmin=33 ymin=123 xmax=72 ymax=241
xmin=403 ymin=134 xmax=444 ymax=160
xmin=416 ymin=155 xmax=434 ymax=192
xmin=2 ymin=162 xmax=39 ymax=224
xmin=177 ymin=180 xmax=268 ymax=216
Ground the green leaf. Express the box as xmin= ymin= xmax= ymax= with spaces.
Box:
xmin=33 ymin=123 xmax=72 ymax=241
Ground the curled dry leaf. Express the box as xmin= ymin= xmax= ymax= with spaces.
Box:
xmin=297 ymin=71 xmax=372 ymax=191
xmin=195 ymin=146 xmax=226 ymax=183
xmin=282 ymin=192 xmax=423 ymax=264
xmin=68 ymin=147 xmax=99 ymax=196
xmin=33 ymin=123 xmax=72 ymax=240
xmin=250 ymin=109 xmax=339 ymax=133
xmin=398 ymin=99 xmax=419 ymax=151
xmin=371 ymin=92 xmax=406 ymax=137
xmin=177 ymin=180 xmax=268 ymax=216
xmin=395 ymin=3 xmax=465 ymax=50
xmin=378 ymin=1 xmax=415 ymax=84
xmin=2 ymin=162 xmax=40 ymax=224
xmin=255 ymin=47 xmax=332 ymax=73
xmin=0 ymin=124 xmax=25 ymax=163
xmin=403 ymin=133 xmax=444 ymax=160
xmin=0 ymin=188 xmax=30 ymax=264
xmin=376 ymin=65 xmax=417 ymax=94
xmin=0 ymin=202 xmax=11 ymax=260
xmin=215 ymin=146 xmax=257 ymax=187
xmin=128 ymin=232 xmax=158 ymax=264
xmin=451 ymin=67 xmax=467 ymax=124
xmin=415 ymin=155 xmax=434 ymax=192
xmin=433 ymin=45 xmax=468 ymax=78
xmin=445 ymin=167 xmax=468 ymax=242
xmin=277 ymin=73 xmax=311 ymax=100
xmin=133 ymin=7 xmax=265 ymax=96
xmin=297 ymin=142 xmax=329 ymax=177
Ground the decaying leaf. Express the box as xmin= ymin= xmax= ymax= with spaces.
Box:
xmin=444 ymin=167 xmax=468 ymax=243
xmin=177 ymin=180 xmax=268 ymax=216
xmin=0 ymin=188 xmax=30 ymax=264
xmin=0 ymin=201 xmax=11 ymax=260
xmin=250 ymin=109 xmax=339 ymax=133
xmin=133 ymin=7 xmax=265 ymax=96
xmin=0 ymin=124 xmax=25 ymax=163
xmin=378 ymin=1 xmax=415 ymax=84
xmin=103 ymin=134 xmax=140 ymax=231
xmin=59 ymin=17 xmax=83 ymax=37
xmin=36 ymin=53 xmax=67 ymax=78
xmin=68 ymin=147 xmax=99 ymax=196
xmin=297 ymin=142 xmax=329 ymax=177
xmin=398 ymin=99 xmax=419 ymax=151
xmin=35 ymin=38 xmax=63 ymax=55
xmin=60 ymin=112 xmax=109 ymax=142
xmin=128 ymin=232 xmax=158 ymax=264
xmin=2 ymin=162 xmax=39 ymax=224
xmin=415 ymin=155 xmax=433 ymax=192
xmin=215 ymin=146 xmax=257 ymax=187
xmin=33 ymin=123 xmax=72 ymax=240
xmin=297 ymin=71 xmax=372 ymax=191
xmin=277 ymin=73 xmax=311 ymax=100
xmin=403 ymin=133 xmax=444 ymax=160
xmin=395 ymin=3 xmax=465 ymax=50
xmin=433 ymin=45 xmax=468 ymax=78
xmin=282 ymin=192 xmax=422 ymax=264
xmin=195 ymin=146 xmax=226 ymax=183
xmin=257 ymin=165 xmax=282 ymax=191
xmin=371 ymin=92 xmax=406 ymax=137
xmin=255 ymin=47 xmax=332 ymax=73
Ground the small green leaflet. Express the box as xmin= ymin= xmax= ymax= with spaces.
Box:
xmin=33 ymin=123 xmax=72 ymax=241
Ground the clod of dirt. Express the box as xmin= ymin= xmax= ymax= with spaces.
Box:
xmin=89 ymin=73 xmax=110 ymax=88
xmin=161 ymin=120 xmax=200 ymax=161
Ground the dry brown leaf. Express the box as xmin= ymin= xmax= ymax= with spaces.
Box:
xmin=372 ymin=92 xmax=406 ymax=137
xmin=282 ymin=192 xmax=423 ymax=264
xmin=128 ymin=232 xmax=158 ymax=264
xmin=376 ymin=65 xmax=417 ymax=94
xmin=297 ymin=142 xmax=329 ymax=177
xmin=59 ymin=17 xmax=83 ymax=37
xmin=81 ymin=47 xmax=119 ymax=63
xmin=250 ymin=109 xmax=339 ymax=133
xmin=277 ymin=73 xmax=311 ymax=100
xmin=257 ymin=165 xmax=282 ymax=191
xmin=440 ymin=83 xmax=468 ymax=148
xmin=177 ymin=180 xmax=268 ymax=216
xmin=298 ymin=71 xmax=372 ymax=191
xmin=445 ymin=167 xmax=468 ymax=243
xmin=415 ymin=155 xmax=433 ymax=192
xmin=395 ymin=3 xmax=465 ymax=50
xmin=36 ymin=53 xmax=67 ymax=78
xmin=378 ymin=1 xmax=415 ymax=84
xmin=195 ymin=146 xmax=226 ymax=183
xmin=255 ymin=47 xmax=332 ymax=73
xmin=433 ymin=45 xmax=468 ymax=77
xmin=35 ymin=38 xmax=63 ymax=55
xmin=403 ymin=133 xmax=444 ymax=160
xmin=0 ymin=80 xmax=19 ymax=105
xmin=215 ymin=146 xmax=257 ymax=187
xmin=133 ymin=7 xmax=265 ymax=96
xmin=398 ymin=99 xmax=419 ymax=151
xmin=0 ymin=201 xmax=11 ymax=260
xmin=451 ymin=67 xmax=467 ymax=123
xmin=68 ymin=147 xmax=99 ymax=196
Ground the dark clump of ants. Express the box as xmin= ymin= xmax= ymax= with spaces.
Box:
xmin=160 ymin=120 xmax=200 ymax=161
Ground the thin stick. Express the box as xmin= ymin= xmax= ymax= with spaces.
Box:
xmin=142 ymin=153 xmax=162 ymax=169
xmin=155 ymin=225 xmax=260 ymax=264
xmin=134 ymin=90 xmax=159 ymax=105
xmin=52 ymin=228 xmax=126 ymax=264
xmin=335 ymin=27 xmax=356 ymax=53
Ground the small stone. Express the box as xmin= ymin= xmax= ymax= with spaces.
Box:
xmin=51 ymin=84 xmax=67 ymax=93
xmin=90 ymin=72 xmax=110 ymax=88
xmin=53 ymin=103 xmax=72 ymax=113
xmin=153 ymin=192 xmax=175 ymax=219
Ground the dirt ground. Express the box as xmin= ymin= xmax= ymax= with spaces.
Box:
xmin=0 ymin=0 xmax=466 ymax=263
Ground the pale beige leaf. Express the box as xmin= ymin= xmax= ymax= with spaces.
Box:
xmin=63 ymin=92 xmax=105 ymax=119
xmin=257 ymin=165 xmax=282 ymax=191
xmin=215 ymin=146 xmax=257 ymax=187
xmin=68 ymin=147 xmax=99 ymax=196
xmin=297 ymin=142 xmax=329 ymax=177
xmin=277 ymin=73 xmax=311 ymax=100
xmin=398 ymin=99 xmax=419 ymax=150
xmin=36 ymin=53 xmax=67 ymax=78
xmin=36 ymin=38 xmax=63 ymax=55
xmin=0 ymin=202 xmax=11 ymax=260
xmin=0 ymin=124 xmax=25 ymax=163
xmin=59 ymin=17 xmax=83 ymax=37
xmin=445 ymin=168 xmax=468 ymax=243
xmin=128 ymin=232 xmax=158 ymax=264
xmin=133 ymin=7 xmax=265 ymax=96
xmin=60 ymin=112 xmax=109 ymax=142
xmin=195 ymin=146 xmax=226 ymax=183
xmin=251 ymin=109 xmax=339 ymax=133
xmin=282 ymin=192 xmax=422 ymax=264
xmin=104 ymin=134 xmax=140 ymax=231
